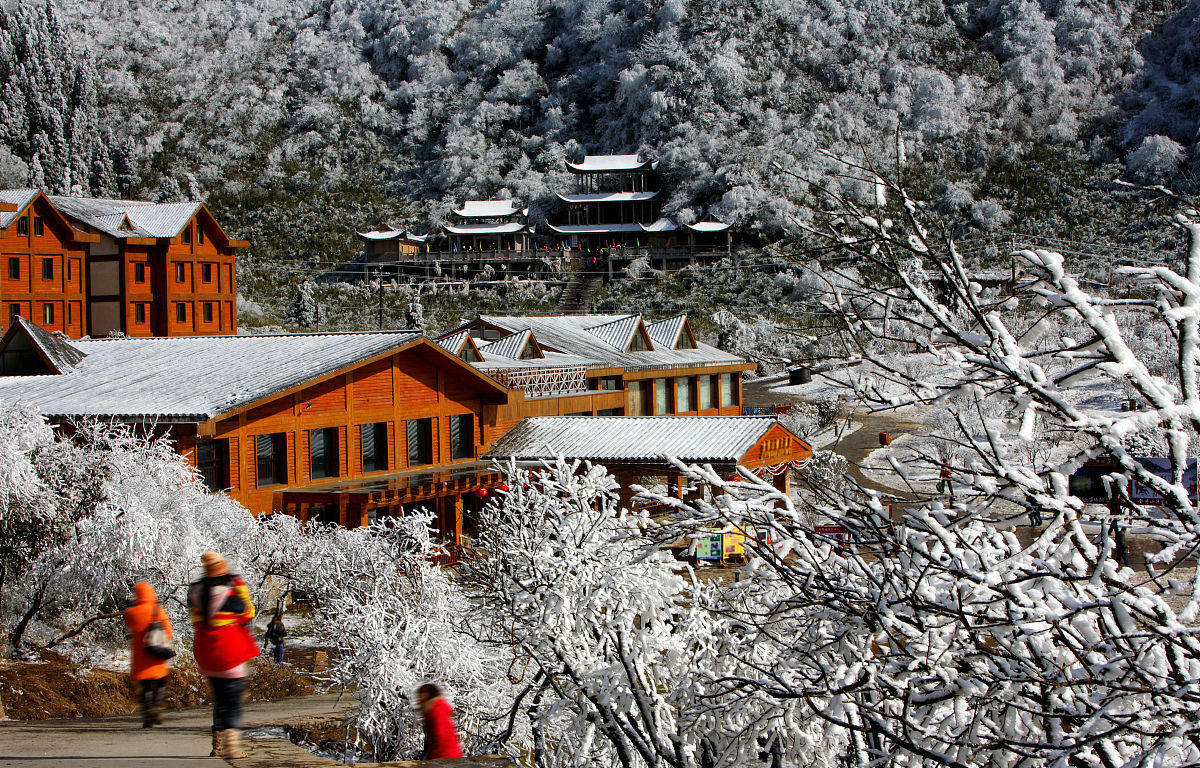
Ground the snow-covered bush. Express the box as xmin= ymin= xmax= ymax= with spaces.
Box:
xmin=1125 ymin=134 xmax=1185 ymax=184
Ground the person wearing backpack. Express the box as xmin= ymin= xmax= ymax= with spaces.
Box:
xmin=124 ymin=582 xmax=174 ymax=728
xmin=188 ymin=551 xmax=258 ymax=759
xmin=265 ymin=611 xmax=287 ymax=664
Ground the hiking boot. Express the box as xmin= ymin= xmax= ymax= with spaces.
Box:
xmin=209 ymin=729 xmax=222 ymax=758
xmin=220 ymin=729 xmax=248 ymax=759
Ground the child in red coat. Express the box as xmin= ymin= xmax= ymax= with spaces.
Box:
xmin=417 ymin=683 xmax=464 ymax=759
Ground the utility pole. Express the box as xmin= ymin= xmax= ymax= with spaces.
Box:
xmin=377 ymin=270 xmax=384 ymax=330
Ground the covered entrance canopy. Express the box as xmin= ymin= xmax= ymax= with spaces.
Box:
xmin=483 ymin=416 xmax=812 ymax=507
xmin=275 ymin=462 xmax=503 ymax=553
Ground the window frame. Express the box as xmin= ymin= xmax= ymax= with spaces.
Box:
xmin=360 ymin=422 xmax=389 ymax=474
xmin=406 ymin=418 xmax=434 ymax=467
xmin=7 ymin=257 xmax=18 ymax=280
xmin=41 ymin=258 xmax=52 ymax=281
xmin=16 ymin=217 xmax=27 ymax=236
xmin=42 ymin=303 xmax=53 ymax=325
xmin=32 ymin=216 xmax=43 ymax=236
xmin=135 ymin=303 xmax=146 ymax=324
xmin=676 ymin=376 xmax=695 ymax=412
xmin=202 ymin=263 xmax=212 ymax=283
xmin=176 ymin=302 xmax=187 ymax=323
xmin=175 ymin=262 xmax=186 ymax=283
xmin=308 ymin=427 xmax=339 ymax=480
xmin=203 ymin=302 xmax=214 ymax=323
xmin=134 ymin=262 xmax=146 ymax=283
xmin=255 ymin=433 xmax=287 ymax=487
xmin=450 ymin=413 xmax=474 ymax=461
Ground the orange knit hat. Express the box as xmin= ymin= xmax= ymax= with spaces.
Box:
xmin=201 ymin=551 xmax=228 ymax=578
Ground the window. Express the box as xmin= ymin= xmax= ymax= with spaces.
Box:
xmin=134 ymin=262 xmax=145 ymax=283
xmin=198 ymin=226 xmax=204 ymax=244
xmin=135 ymin=304 xmax=146 ymax=324
xmin=67 ymin=303 xmax=73 ymax=324
xmin=255 ymin=433 xmax=287 ymax=487
xmin=361 ymin=422 xmax=388 ymax=473
xmin=628 ymin=380 xmax=649 ymax=416
xmin=202 ymin=263 xmax=212 ymax=283
xmin=450 ymin=414 xmax=474 ymax=460
xmin=7 ymin=258 xmax=18 ymax=280
xmin=627 ymin=331 xmax=649 ymax=351
xmin=599 ymin=376 xmax=622 ymax=391
xmin=67 ymin=259 xmax=72 ymax=281
xmin=176 ymin=303 xmax=187 ymax=323
xmin=203 ymin=302 xmax=213 ymax=323
xmin=676 ymin=377 xmax=695 ymax=412
xmin=196 ymin=439 xmax=227 ymax=492
xmin=655 ymin=378 xmax=670 ymax=415
xmin=699 ymin=375 xmax=715 ymax=410
xmin=598 ymin=407 xmax=624 ymax=416
xmin=406 ymin=418 xmax=433 ymax=466
xmin=8 ymin=304 xmax=18 ymax=323
xmin=41 ymin=258 xmax=52 ymax=280
xmin=182 ymin=225 xmax=192 ymax=244
xmin=175 ymin=263 xmax=185 ymax=283
xmin=309 ymin=427 xmax=338 ymax=480
xmin=42 ymin=303 xmax=53 ymax=324
xmin=33 ymin=217 xmax=43 ymax=236
xmin=720 ymin=373 xmax=738 ymax=407
xmin=16 ymin=217 xmax=27 ymax=236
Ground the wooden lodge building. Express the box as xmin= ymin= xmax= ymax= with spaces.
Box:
xmin=0 ymin=188 xmax=245 ymax=339
xmin=0 ymin=312 xmax=809 ymax=550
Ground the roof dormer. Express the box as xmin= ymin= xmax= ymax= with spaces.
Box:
xmin=585 ymin=315 xmax=654 ymax=352
xmin=0 ymin=316 xmax=86 ymax=376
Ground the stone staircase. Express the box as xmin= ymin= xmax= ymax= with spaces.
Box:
xmin=556 ymin=262 xmax=604 ymax=313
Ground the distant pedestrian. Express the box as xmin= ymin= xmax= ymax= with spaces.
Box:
xmin=265 ymin=610 xmax=287 ymax=665
xmin=124 ymin=582 xmax=173 ymax=728
xmin=1028 ymin=507 xmax=1043 ymax=527
xmin=1111 ymin=519 xmax=1130 ymax=566
xmin=188 ymin=551 xmax=258 ymax=759
xmin=936 ymin=463 xmax=954 ymax=499
xmin=417 ymin=683 xmax=463 ymax=759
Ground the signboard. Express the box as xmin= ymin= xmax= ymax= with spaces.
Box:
xmin=1068 ymin=457 xmax=1198 ymax=506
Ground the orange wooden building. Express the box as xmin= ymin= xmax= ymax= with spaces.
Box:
xmin=0 ymin=314 xmax=809 ymax=549
xmin=0 ymin=190 xmax=94 ymax=337
xmin=49 ymin=196 xmax=246 ymax=337
xmin=0 ymin=189 xmax=246 ymax=339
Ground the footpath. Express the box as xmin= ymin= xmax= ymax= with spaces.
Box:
xmin=0 ymin=694 xmax=514 ymax=768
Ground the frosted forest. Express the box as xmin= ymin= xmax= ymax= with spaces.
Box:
xmin=2 ymin=0 xmax=1200 ymax=315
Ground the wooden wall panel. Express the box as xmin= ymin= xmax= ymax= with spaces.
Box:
xmin=395 ymin=359 xmax=438 ymax=408
xmin=301 ymin=377 xmax=345 ymax=414
xmin=354 ymin=360 xmax=393 ymax=410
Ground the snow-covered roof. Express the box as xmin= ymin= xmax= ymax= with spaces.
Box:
xmin=565 ymin=155 xmax=656 ymax=173
xmin=479 ymin=329 xmax=539 ymax=360
xmin=686 ymin=221 xmax=731 ymax=233
xmin=472 ymin=314 xmax=747 ymax=372
xmin=0 ymin=188 xmax=38 ymax=228
xmin=645 ymin=315 xmax=689 ymax=350
xmin=357 ymin=227 xmax=428 ymax=243
xmin=443 ymin=222 xmax=529 ymax=236
xmin=0 ymin=317 xmax=87 ymax=374
xmin=585 ymin=315 xmax=645 ymax=350
xmin=49 ymin=196 xmax=203 ymax=239
xmin=484 ymin=416 xmax=793 ymax=463
xmin=453 ymin=200 xmax=523 ymax=218
xmin=0 ymin=331 xmax=423 ymax=423
xmin=555 ymin=192 xmax=658 ymax=204
xmin=473 ymin=350 xmax=597 ymax=372
xmin=437 ymin=330 xmax=471 ymax=355
xmin=641 ymin=218 xmax=678 ymax=233
xmin=545 ymin=223 xmax=645 ymax=235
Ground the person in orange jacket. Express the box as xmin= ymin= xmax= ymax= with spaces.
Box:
xmin=188 ymin=551 xmax=258 ymax=759
xmin=417 ymin=683 xmax=464 ymax=759
xmin=124 ymin=582 xmax=172 ymax=728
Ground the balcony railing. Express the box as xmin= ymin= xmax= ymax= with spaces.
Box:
xmin=491 ymin=366 xmax=588 ymax=398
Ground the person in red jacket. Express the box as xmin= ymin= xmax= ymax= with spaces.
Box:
xmin=124 ymin=582 xmax=172 ymax=728
xmin=417 ymin=683 xmax=464 ymax=759
xmin=187 ymin=551 xmax=257 ymax=759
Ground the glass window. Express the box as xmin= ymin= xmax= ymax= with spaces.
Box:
xmin=450 ymin=414 xmax=474 ymax=460
xmin=256 ymin=433 xmax=287 ymax=487
xmin=135 ymin=304 xmax=146 ymax=324
xmin=16 ymin=217 xmax=27 ymax=236
xmin=67 ymin=259 xmax=73 ymax=281
xmin=699 ymin=375 xmax=715 ymax=410
xmin=42 ymin=303 xmax=53 ymax=324
xmin=202 ymin=263 xmax=212 ymax=283
xmin=627 ymin=331 xmax=648 ymax=351
xmin=309 ymin=427 xmax=338 ymax=479
xmin=7 ymin=258 xmax=18 ymax=280
xmin=176 ymin=302 xmax=186 ymax=322
xmin=8 ymin=304 xmax=18 ymax=323
xmin=33 ymin=217 xmax=43 ymax=236
xmin=182 ymin=225 xmax=192 ymax=244
xmin=361 ymin=422 xmax=388 ymax=473
xmin=198 ymin=226 xmax=204 ymax=244
xmin=598 ymin=407 xmax=624 ymax=415
xmin=720 ymin=373 xmax=736 ymax=407
xmin=175 ymin=262 xmax=185 ymax=282
xmin=676 ymin=377 xmax=694 ymax=412
xmin=406 ymin=418 xmax=433 ymax=466
xmin=196 ymin=438 xmax=227 ymax=492
xmin=134 ymin=262 xmax=145 ymax=283
xmin=655 ymin=378 xmax=670 ymax=415
xmin=41 ymin=258 xmax=52 ymax=280
xmin=628 ymin=380 xmax=648 ymax=416
xmin=203 ymin=302 xmax=213 ymax=322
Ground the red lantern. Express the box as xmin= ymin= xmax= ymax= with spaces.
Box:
xmin=498 ymin=483 xmax=510 ymax=492
xmin=475 ymin=488 xmax=488 ymax=498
